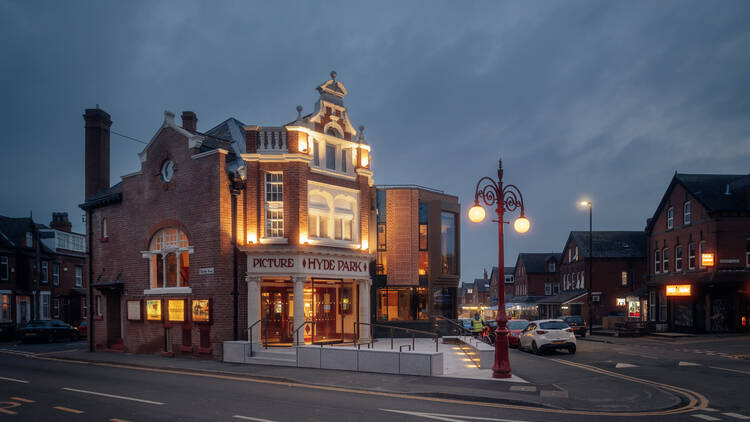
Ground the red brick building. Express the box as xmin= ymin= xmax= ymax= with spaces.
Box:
xmin=510 ymin=253 xmax=559 ymax=319
xmin=81 ymin=74 xmax=377 ymax=357
xmin=488 ymin=266 xmax=515 ymax=306
xmin=547 ymin=231 xmax=647 ymax=326
xmin=0 ymin=213 xmax=87 ymax=334
xmin=372 ymin=185 xmax=460 ymax=331
xmin=646 ymin=173 xmax=750 ymax=333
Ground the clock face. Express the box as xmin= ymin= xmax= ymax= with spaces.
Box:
xmin=161 ymin=160 xmax=175 ymax=182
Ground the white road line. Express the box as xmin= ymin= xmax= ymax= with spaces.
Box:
xmin=692 ymin=414 xmax=721 ymax=421
xmin=723 ymin=412 xmax=750 ymax=420
xmin=615 ymin=363 xmax=638 ymax=368
xmin=381 ymin=409 xmax=529 ymax=422
xmin=62 ymin=387 xmax=165 ymax=405
xmin=232 ymin=416 xmax=280 ymax=422
xmin=709 ymin=366 xmax=750 ymax=375
xmin=679 ymin=361 xmax=702 ymax=367
xmin=0 ymin=376 xmax=29 ymax=383
xmin=703 ymin=408 xmax=719 ymax=412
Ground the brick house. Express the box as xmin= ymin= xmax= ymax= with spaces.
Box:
xmin=510 ymin=253 xmax=559 ymax=319
xmin=544 ymin=231 xmax=647 ymax=326
xmin=0 ymin=213 xmax=87 ymax=334
xmin=488 ymin=266 xmax=515 ymax=306
xmin=646 ymin=173 xmax=750 ymax=333
xmin=372 ymin=185 xmax=460 ymax=332
xmin=81 ymin=74 xmax=378 ymax=357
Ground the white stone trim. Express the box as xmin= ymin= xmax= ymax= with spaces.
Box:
xmin=309 ymin=167 xmax=357 ymax=181
xmin=121 ymin=171 xmax=143 ymax=179
xmin=139 ymin=111 xmax=206 ymax=163
xmin=259 ymin=237 xmax=288 ymax=245
xmin=143 ymin=287 xmax=192 ymax=295
xmin=192 ymin=148 xmax=229 ymax=160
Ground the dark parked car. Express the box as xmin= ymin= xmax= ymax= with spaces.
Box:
xmin=76 ymin=320 xmax=88 ymax=338
xmin=19 ymin=319 xmax=80 ymax=343
xmin=562 ymin=315 xmax=586 ymax=337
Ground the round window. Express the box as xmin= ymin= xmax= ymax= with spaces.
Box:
xmin=160 ymin=160 xmax=175 ymax=182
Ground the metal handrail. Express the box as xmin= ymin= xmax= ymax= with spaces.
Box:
xmin=429 ymin=313 xmax=472 ymax=336
xmin=293 ymin=320 xmax=312 ymax=346
xmin=246 ymin=319 xmax=262 ymax=357
xmin=359 ymin=322 xmax=439 ymax=352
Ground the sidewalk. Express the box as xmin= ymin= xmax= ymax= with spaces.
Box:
xmin=29 ymin=347 xmax=684 ymax=413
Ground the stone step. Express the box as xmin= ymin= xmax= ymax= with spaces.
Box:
xmin=252 ymin=349 xmax=296 ymax=359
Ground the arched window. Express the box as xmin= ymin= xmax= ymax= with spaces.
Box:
xmin=326 ymin=127 xmax=342 ymax=138
xmin=146 ymin=228 xmax=192 ymax=289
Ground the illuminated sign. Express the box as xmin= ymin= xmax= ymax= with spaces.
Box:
xmin=666 ymin=285 xmax=691 ymax=296
xmin=701 ymin=253 xmax=714 ymax=267
xmin=146 ymin=299 xmax=162 ymax=321
xmin=628 ymin=300 xmax=641 ymax=318
xmin=168 ymin=300 xmax=185 ymax=322
xmin=616 ymin=298 xmax=626 ymax=306
xmin=192 ymin=299 xmax=210 ymax=322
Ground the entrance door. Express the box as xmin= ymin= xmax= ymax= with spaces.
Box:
xmin=16 ymin=297 xmax=30 ymax=327
xmin=261 ymin=285 xmax=293 ymax=344
xmin=311 ymin=279 xmax=343 ymax=343
xmin=106 ymin=293 xmax=121 ymax=345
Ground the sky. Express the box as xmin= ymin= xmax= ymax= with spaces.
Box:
xmin=1 ymin=1 xmax=749 ymax=283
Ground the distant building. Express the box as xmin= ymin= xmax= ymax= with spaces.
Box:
xmin=646 ymin=173 xmax=750 ymax=333
xmin=488 ymin=266 xmax=515 ymax=306
xmin=511 ymin=253 xmax=559 ymax=319
xmin=0 ymin=213 xmax=87 ymax=333
xmin=539 ymin=231 xmax=647 ymax=325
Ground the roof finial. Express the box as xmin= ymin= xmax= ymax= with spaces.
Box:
xmin=296 ymin=105 xmax=303 ymax=120
xmin=330 ymin=70 xmax=337 ymax=81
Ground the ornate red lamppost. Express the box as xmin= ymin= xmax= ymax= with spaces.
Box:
xmin=468 ymin=159 xmax=529 ymax=379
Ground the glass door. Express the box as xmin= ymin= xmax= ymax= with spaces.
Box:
xmin=311 ymin=279 xmax=343 ymax=343
xmin=261 ymin=284 xmax=293 ymax=345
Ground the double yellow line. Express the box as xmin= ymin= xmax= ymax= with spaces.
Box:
xmin=24 ymin=353 xmax=708 ymax=417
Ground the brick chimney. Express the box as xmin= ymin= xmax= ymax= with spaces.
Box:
xmin=181 ymin=111 xmax=197 ymax=132
xmin=50 ymin=212 xmax=72 ymax=232
xmin=84 ymin=108 xmax=112 ymax=198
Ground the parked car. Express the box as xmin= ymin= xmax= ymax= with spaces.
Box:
xmin=507 ymin=319 xmax=530 ymax=348
xmin=519 ymin=319 xmax=576 ymax=355
xmin=19 ymin=320 xmax=80 ymax=343
xmin=562 ymin=315 xmax=586 ymax=337
xmin=76 ymin=320 xmax=88 ymax=338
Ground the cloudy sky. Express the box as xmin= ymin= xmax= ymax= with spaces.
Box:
xmin=1 ymin=1 xmax=749 ymax=282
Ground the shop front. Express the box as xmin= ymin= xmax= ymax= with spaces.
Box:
xmin=244 ymin=248 xmax=372 ymax=346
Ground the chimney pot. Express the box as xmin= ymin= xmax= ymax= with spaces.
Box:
xmin=181 ymin=111 xmax=197 ymax=132
xmin=50 ymin=212 xmax=72 ymax=232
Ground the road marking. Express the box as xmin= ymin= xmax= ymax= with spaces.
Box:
xmin=509 ymin=385 xmax=536 ymax=392
xmin=34 ymin=348 xmax=82 ymax=356
xmin=54 ymin=406 xmax=84 ymax=414
xmin=709 ymin=366 xmax=750 ymax=375
xmin=110 ymin=419 xmax=130 ymax=422
xmin=0 ymin=376 xmax=29 ymax=383
xmin=232 ymin=416 xmax=279 ymax=422
xmin=704 ymin=408 xmax=719 ymax=412
xmin=33 ymin=354 xmax=706 ymax=417
xmin=62 ymin=387 xmax=165 ymax=405
xmin=692 ymin=415 xmax=721 ymax=421
xmin=0 ymin=402 xmax=21 ymax=415
xmin=10 ymin=397 xmax=34 ymax=403
xmin=679 ymin=361 xmax=702 ymax=366
xmin=382 ymin=409 xmax=529 ymax=421
xmin=615 ymin=363 xmax=638 ymax=368
xmin=724 ymin=412 xmax=750 ymax=420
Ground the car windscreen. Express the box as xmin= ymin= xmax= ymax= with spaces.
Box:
xmin=540 ymin=321 xmax=569 ymax=330
xmin=564 ymin=317 xmax=583 ymax=323
xmin=508 ymin=321 xmax=529 ymax=330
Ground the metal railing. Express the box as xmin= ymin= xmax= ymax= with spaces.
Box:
xmin=429 ymin=313 xmax=492 ymax=345
xmin=246 ymin=319 xmax=262 ymax=357
xmin=358 ymin=322 xmax=439 ymax=352
xmin=293 ymin=320 xmax=313 ymax=346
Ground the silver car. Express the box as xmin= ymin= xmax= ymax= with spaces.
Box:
xmin=518 ymin=319 xmax=576 ymax=355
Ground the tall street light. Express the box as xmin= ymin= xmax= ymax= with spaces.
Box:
xmin=468 ymin=159 xmax=529 ymax=379
xmin=580 ymin=201 xmax=593 ymax=335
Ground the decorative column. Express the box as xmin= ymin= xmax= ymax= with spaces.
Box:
xmin=246 ymin=275 xmax=261 ymax=344
xmin=358 ymin=278 xmax=372 ymax=342
xmin=293 ymin=276 xmax=306 ymax=345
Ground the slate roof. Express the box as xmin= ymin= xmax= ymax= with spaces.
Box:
xmin=646 ymin=173 xmax=750 ymax=233
xmin=568 ymin=231 xmax=647 ymax=259
xmin=518 ymin=253 xmax=559 ymax=273
xmin=0 ymin=216 xmax=44 ymax=248
xmin=474 ymin=278 xmax=490 ymax=292
xmin=535 ymin=290 xmax=588 ymax=305
xmin=80 ymin=182 xmax=123 ymax=210
xmin=201 ymin=118 xmax=247 ymax=155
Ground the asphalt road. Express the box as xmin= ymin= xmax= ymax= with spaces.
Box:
xmin=0 ymin=335 xmax=748 ymax=421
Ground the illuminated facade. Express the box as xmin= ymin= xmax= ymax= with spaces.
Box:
xmin=646 ymin=173 xmax=750 ymax=333
xmin=81 ymin=73 xmax=376 ymax=357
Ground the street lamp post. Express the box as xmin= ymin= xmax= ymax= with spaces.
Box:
xmin=580 ymin=201 xmax=593 ymax=335
xmin=469 ymin=159 xmax=529 ymax=379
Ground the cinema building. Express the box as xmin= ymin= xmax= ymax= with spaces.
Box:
xmin=81 ymin=74 xmax=378 ymax=357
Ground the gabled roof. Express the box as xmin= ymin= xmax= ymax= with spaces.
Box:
xmin=567 ymin=231 xmax=647 ymax=259
xmin=517 ymin=253 xmax=559 ymax=273
xmin=0 ymin=216 xmax=43 ymax=248
xmin=474 ymin=278 xmax=490 ymax=292
xmin=646 ymin=173 xmax=750 ymax=233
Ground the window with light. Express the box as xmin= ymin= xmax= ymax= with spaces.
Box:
xmin=265 ymin=173 xmax=284 ymax=238
xmin=146 ymin=228 xmax=191 ymax=289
